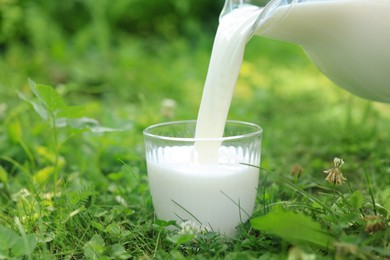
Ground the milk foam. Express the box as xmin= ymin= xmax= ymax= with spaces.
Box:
xmin=147 ymin=146 xmax=259 ymax=236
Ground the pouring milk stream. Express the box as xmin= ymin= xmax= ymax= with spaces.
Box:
xmin=195 ymin=0 xmax=390 ymax=162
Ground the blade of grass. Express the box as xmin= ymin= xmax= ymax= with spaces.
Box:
xmin=364 ymin=169 xmax=377 ymax=215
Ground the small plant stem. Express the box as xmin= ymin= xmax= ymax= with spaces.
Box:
xmin=51 ymin=114 xmax=60 ymax=196
xmin=153 ymin=229 xmax=162 ymax=258
xmin=15 ymin=216 xmax=32 ymax=260
xmin=263 ymin=173 xmax=268 ymax=214
xmin=0 ymin=156 xmax=35 ymax=192
xmin=345 ymin=180 xmax=353 ymax=193
xmin=364 ymin=169 xmax=377 ymax=215
xmin=120 ymin=160 xmax=147 ymax=207
xmin=171 ymin=200 xmax=203 ymax=225
xmin=345 ymin=180 xmax=365 ymax=217
xmin=18 ymin=139 xmax=37 ymax=171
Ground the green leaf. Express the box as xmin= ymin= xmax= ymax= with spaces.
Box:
xmin=153 ymin=219 xmax=176 ymax=228
xmin=167 ymin=233 xmax=195 ymax=245
xmin=109 ymin=244 xmax=130 ymax=259
xmin=225 ymin=252 xmax=258 ymax=260
xmin=33 ymin=166 xmax=55 ymax=185
xmin=29 ymin=79 xmax=66 ymax=113
xmin=7 ymin=119 xmax=23 ymax=143
xmin=169 ymin=250 xmax=186 ymax=259
xmin=379 ymin=187 xmax=390 ymax=213
xmin=251 ymin=210 xmax=334 ymax=249
xmin=91 ymin=221 xmax=105 ymax=232
xmin=0 ymin=225 xmax=19 ymax=251
xmin=56 ymin=105 xmax=86 ymax=118
xmin=348 ymin=190 xmax=364 ymax=209
xmin=18 ymin=91 xmax=49 ymax=121
xmin=11 ymin=234 xmax=37 ymax=257
xmin=68 ymin=117 xmax=121 ymax=133
xmin=0 ymin=248 xmax=9 ymax=259
xmin=24 ymin=81 xmax=87 ymax=122
xmin=105 ymin=223 xmax=121 ymax=236
xmin=0 ymin=166 xmax=8 ymax=184
xmin=83 ymin=234 xmax=105 ymax=259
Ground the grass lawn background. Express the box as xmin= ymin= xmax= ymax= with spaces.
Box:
xmin=0 ymin=1 xmax=389 ymax=258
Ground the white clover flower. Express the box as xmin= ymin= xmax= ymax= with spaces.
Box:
xmin=178 ymin=220 xmax=209 ymax=235
xmin=160 ymin=98 xmax=177 ymax=119
xmin=324 ymin=157 xmax=346 ymax=185
xmin=333 ymin=157 xmax=344 ymax=168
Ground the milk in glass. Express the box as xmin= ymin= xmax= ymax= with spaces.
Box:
xmin=147 ymin=145 xmax=259 ymax=236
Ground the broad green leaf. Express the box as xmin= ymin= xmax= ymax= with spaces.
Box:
xmin=11 ymin=234 xmax=37 ymax=257
xmin=68 ymin=117 xmax=99 ymax=129
xmin=83 ymin=234 xmax=105 ymax=259
xmin=35 ymin=146 xmax=56 ymax=164
xmin=109 ymin=244 xmax=130 ymax=259
xmin=167 ymin=233 xmax=195 ymax=245
xmin=379 ymin=187 xmax=390 ymax=213
xmin=348 ymin=190 xmax=364 ymax=209
xmin=0 ymin=166 xmax=8 ymax=184
xmin=91 ymin=221 xmax=105 ymax=231
xmin=33 ymin=166 xmax=55 ymax=184
xmin=0 ymin=225 xmax=19 ymax=250
xmin=251 ymin=210 xmax=334 ymax=249
xmin=29 ymin=80 xmax=66 ymax=113
xmin=0 ymin=248 xmax=9 ymax=259
xmin=111 ymin=205 xmax=134 ymax=217
xmin=169 ymin=250 xmax=186 ymax=259
xmin=68 ymin=117 xmax=121 ymax=132
xmin=18 ymin=92 xmax=49 ymax=121
xmin=7 ymin=119 xmax=23 ymax=143
xmin=107 ymin=171 xmax=125 ymax=181
xmin=153 ymin=219 xmax=176 ymax=228
xmin=22 ymin=81 xmax=119 ymax=133
xmin=105 ymin=223 xmax=121 ymax=236
xmin=225 ymin=252 xmax=258 ymax=260
xmin=20 ymin=85 xmax=85 ymax=122
xmin=56 ymin=105 xmax=86 ymax=118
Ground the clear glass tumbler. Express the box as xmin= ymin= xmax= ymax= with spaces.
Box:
xmin=144 ymin=120 xmax=262 ymax=237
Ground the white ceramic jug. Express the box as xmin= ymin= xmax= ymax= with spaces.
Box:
xmin=222 ymin=0 xmax=390 ymax=103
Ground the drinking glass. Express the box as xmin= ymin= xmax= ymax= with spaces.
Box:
xmin=144 ymin=120 xmax=262 ymax=237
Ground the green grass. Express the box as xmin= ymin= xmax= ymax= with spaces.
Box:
xmin=0 ymin=20 xmax=389 ymax=259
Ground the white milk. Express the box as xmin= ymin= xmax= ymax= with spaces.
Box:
xmin=147 ymin=146 xmax=259 ymax=237
xmin=258 ymin=0 xmax=390 ymax=102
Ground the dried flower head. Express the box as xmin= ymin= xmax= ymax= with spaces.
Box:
xmin=333 ymin=242 xmax=359 ymax=258
xmin=324 ymin=157 xmax=346 ymax=185
xmin=364 ymin=215 xmax=386 ymax=233
xmin=291 ymin=164 xmax=304 ymax=177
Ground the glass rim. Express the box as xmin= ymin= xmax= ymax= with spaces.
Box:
xmin=143 ymin=120 xmax=263 ymax=142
